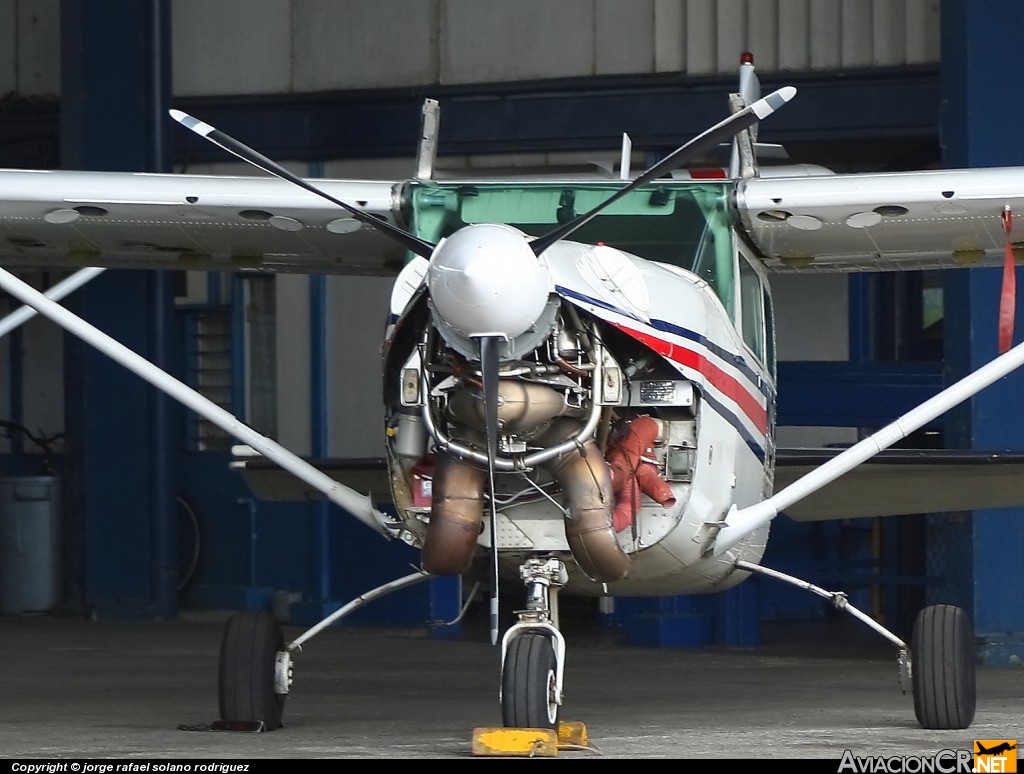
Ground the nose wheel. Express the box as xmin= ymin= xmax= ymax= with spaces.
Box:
xmin=501 ymin=632 xmax=560 ymax=728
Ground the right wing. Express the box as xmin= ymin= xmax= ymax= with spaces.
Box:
xmin=0 ymin=169 xmax=407 ymax=276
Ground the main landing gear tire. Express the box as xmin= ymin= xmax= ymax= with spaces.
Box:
xmin=219 ymin=611 xmax=287 ymax=731
xmin=911 ymin=604 xmax=976 ymax=730
xmin=501 ymin=632 xmax=559 ymax=730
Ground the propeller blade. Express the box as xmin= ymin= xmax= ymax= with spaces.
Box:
xmin=478 ymin=334 xmax=502 ymax=646
xmin=527 ymin=85 xmax=797 ymax=256
xmin=169 ymin=109 xmax=437 ymax=260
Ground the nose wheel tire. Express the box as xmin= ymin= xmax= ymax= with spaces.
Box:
xmin=501 ymin=632 xmax=559 ymax=729
xmin=219 ymin=611 xmax=287 ymax=731
xmin=911 ymin=604 xmax=976 ymax=730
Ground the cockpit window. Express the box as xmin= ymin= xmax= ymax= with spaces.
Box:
xmin=738 ymin=251 xmax=775 ymax=375
xmin=408 ymin=180 xmax=735 ymax=313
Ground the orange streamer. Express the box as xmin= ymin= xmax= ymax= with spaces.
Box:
xmin=999 ymin=206 xmax=1015 ymax=354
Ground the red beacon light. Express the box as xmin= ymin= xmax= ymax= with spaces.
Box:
xmin=740 ymin=51 xmax=754 ymax=65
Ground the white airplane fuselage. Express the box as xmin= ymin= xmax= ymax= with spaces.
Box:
xmin=380 ymin=180 xmax=775 ymax=597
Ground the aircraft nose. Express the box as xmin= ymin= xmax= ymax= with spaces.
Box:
xmin=427 ymin=223 xmax=552 ymax=341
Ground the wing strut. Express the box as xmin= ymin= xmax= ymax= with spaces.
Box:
xmin=0 ymin=266 xmax=395 ymax=538
xmin=712 ymin=336 xmax=1024 ymax=556
xmin=0 ymin=267 xmax=105 ymax=338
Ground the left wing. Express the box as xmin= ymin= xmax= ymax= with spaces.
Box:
xmin=736 ymin=166 xmax=1024 ymax=273
xmin=0 ymin=169 xmax=406 ymax=275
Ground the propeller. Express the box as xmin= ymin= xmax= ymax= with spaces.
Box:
xmin=478 ymin=334 xmax=502 ymax=645
xmin=171 ymin=84 xmax=796 ymax=268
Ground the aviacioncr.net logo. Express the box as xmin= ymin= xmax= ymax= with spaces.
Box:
xmin=837 ymin=748 xmax=973 ymax=773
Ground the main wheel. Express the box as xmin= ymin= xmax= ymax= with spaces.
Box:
xmin=911 ymin=604 xmax=976 ymax=729
xmin=219 ymin=611 xmax=287 ymax=730
xmin=501 ymin=632 xmax=559 ymax=729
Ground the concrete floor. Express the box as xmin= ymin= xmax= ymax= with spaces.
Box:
xmin=1 ymin=611 xmax=1022 ymax=760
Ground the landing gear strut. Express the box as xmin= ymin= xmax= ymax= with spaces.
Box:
xmin=500 ymin=557 xmax=568 ymax=729
xmin=735 ymin=559 xmax=977 ymax=730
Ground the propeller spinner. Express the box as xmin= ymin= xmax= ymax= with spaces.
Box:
xmin=427 ymin=223 xmax=552 ymax=342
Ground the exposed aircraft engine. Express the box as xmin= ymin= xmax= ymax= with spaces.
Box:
xmin=388 ymin=296 xmax=631 ymax=582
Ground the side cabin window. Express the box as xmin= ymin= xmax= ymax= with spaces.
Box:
xmin=738 ymin=253 xmax=775 ymax=375
xmin=406 ymin=180 xmax=736 ymax=317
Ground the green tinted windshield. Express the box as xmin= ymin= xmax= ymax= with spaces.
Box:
xmin=408 ymin=180 xmax=735 ymax=316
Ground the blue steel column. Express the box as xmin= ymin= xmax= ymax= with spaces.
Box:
xmin=939 ymin=0 xmax=1024 ymax=663
xmin=309 ymin=274 xmax=334 ymax=608
xmin=60 ymin=0 xmax=176 ymax=618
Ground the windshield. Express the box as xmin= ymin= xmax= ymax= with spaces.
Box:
xmin=407 ymin=180 xmax=735 ymax=315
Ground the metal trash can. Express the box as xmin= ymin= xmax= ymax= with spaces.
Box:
xmin=0 ymin=476 xmax=60 ymax=614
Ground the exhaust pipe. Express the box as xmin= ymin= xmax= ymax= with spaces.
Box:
xmin=421 ymin=452 xmax=486 ymax=575
xmin=423 ymin=440 xmax=631 ymax=583
xmin=549 ymin=441 xmax=631 ymax=582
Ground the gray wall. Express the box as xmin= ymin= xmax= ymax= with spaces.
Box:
xmin=3 ymin=0 xmax=940 ymax=99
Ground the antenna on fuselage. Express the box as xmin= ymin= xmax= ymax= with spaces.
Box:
xmin=620 ymin=133 xmax=632 ymax=180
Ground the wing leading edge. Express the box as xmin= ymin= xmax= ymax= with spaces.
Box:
xmin=0 ymin=169 xmax=406 ymax=276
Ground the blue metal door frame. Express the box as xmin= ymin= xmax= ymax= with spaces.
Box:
xmin=937 ymin=0 xmax=1024 ymax=664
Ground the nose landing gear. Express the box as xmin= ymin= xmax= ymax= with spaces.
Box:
xmin=499 ymin=557 xmax=569 ymax=730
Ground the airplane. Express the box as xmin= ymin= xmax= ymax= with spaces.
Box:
xmin=2 ymin=54 xmax=1024 ymax=737
xmin=976 ymin=742 xmax=1017 ymax=756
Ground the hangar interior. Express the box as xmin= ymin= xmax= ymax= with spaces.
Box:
xmin=0 ymin=0 xmax=1021 ymax=664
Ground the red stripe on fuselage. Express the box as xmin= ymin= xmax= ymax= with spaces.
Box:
xmin=612 ymin=322 xmax=768 ymax=435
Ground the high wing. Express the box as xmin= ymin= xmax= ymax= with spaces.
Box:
xmin=0 ymin=169 xmax=405 ymax=276
xmin=736 ymin=166 xmax=1023 ymax=273
xmin=9 ymin=164 xmax=1021 ymax=277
